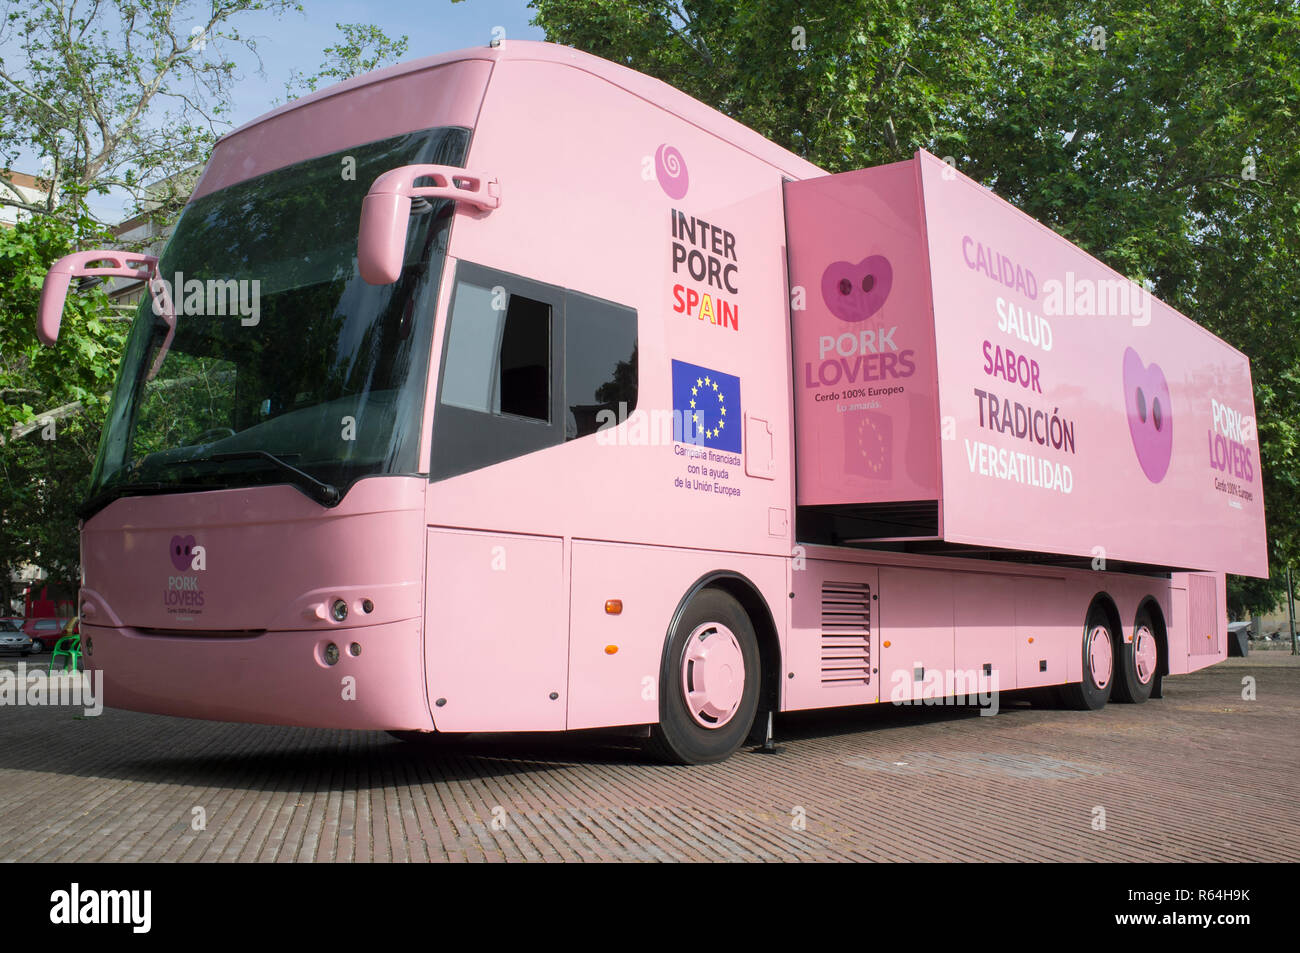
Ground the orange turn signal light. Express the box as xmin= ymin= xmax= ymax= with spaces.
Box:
xmin=1028 ymin=637 xmax=1034 ymax=643
xmin=604 ymin=645 xmax=619 ymax=655
xmin=883 ymin=640 xmax=891 ymax=648
xmin=605 ymin=600 xmax=623 ymax=615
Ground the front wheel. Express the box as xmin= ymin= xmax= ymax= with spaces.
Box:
xmin=30 ymin=639 xmax=45 ymax=654
xmin=647 ymin=588 xmax=761 ymax=765
xmin=1113 ymin=607 xmax=1161 ymax=704
xmin=1060 ymin=604 xmax=1115 ymax=711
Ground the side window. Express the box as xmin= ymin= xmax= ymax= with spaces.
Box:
xmin=431 ymin=261 xmax=640 ymax=480
xmin=565 ymin=292 xmax=638 ymax=440
xmin=432 ymin=263 xmax=562 ymax=480
xmin=442 ymin=283 xmax=551 ymax=421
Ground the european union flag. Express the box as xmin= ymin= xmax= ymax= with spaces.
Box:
xmin=671 ymin=359 xmax=742 ymax=453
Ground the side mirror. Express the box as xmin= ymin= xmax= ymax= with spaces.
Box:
xmin=37 ymin=250 xmax=158 ymax=345
xmin=357 ymin=165 xmax=500 ymax=285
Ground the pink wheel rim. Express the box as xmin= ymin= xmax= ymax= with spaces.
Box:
xmin=680 ymin=622 xmax=745 ymax=729
xmin=1088 ymin=625 xmax=1112 ymax=690
xmin=1134 ymin=625 xmax=1157 ymax=685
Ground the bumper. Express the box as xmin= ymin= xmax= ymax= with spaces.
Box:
xmin=83 ymin=619 xmax=434 ymax=731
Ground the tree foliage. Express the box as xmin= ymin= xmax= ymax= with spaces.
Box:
xmin=0 ymin=214 xmax=119 ymax=606
xmin=284 ymin=22 xmax=411 ymax=97
xmin=0 ymin=0 xmax=302 ymax=224
xmin=0 ymin=213 xmax=122 ymax=436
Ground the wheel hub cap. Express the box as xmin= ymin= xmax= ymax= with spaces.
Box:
xmin=1088 ymin=625 xmax=1113 ymax=689
xmin=681 ymin=622 xmax=745 ymax=729
xmin=1134 ymin=626 xmax=1157 ymax=685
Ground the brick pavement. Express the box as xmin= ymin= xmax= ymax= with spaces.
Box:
xmin=1 ymin=654 xmax=1295 ymax=862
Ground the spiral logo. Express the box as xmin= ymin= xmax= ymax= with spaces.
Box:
xmin=655 ymin=144 xmax=689 ymax=200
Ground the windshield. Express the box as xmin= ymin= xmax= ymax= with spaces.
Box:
xmin=86 ymin=126 xmax=470 ymax=514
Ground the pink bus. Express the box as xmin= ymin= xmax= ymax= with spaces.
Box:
xmin=37 ymin=41 xmax=1266 ymax=763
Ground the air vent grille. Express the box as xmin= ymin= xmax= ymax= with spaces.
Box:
xmin=821 ymin=581 xmax=871 ymax=685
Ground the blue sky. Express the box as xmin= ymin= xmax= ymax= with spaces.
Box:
xmin=5 ymin=0 xmax=546 ymax=221
xmin=224 ymin=0 xmax=545 ymax=129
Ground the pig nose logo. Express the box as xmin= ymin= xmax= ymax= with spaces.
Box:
xmin=1123 ymin=347 xmax=1174 ymax=483
xmin=170 ymin=534 xmax=197 ymax=571
xmin=821 ymin=256 xmax=894 ymax=323
xmin=655 ymin=144 xmax=689 ymax=200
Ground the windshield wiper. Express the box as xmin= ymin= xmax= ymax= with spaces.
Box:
xmin=78 ymin=481 xmax=219 ymax=520
xmin=205 ymin=450 xmax=341 ymax=506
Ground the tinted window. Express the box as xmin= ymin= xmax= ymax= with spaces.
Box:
xmin=432 ymin=262 xmax=639 ymax=480
xmin=441 ymin=283 xmax=551 ymax=421
xmin=565 ymin=293 xmax=637 ymax=440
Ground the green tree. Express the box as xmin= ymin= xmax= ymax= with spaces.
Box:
xmin=284 ymin=22 xmax=410 ymax=98
xmin=0 ymin=213 xmax=121 ymax=437
xmin=0 ymin=214 xmax=120 ymax=606
xmin=0 ymin=0 xmax=303 ymax=225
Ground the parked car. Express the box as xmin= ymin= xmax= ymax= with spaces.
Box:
xmin=24 ymin=617 xmax=71 ymax=653
xmin=0 ymin=618 xmax=33 ymax=655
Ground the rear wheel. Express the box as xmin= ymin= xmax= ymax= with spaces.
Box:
xmin=1114 ymin=607 xmax=1161 ymax=704
xmin=1060 ymin=604 xmax=1115 ymax=711
xmin=647 ymin=588 xmax=761 ymax=765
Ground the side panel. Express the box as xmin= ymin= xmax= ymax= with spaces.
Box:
xmin=1185 ymin=571 xmax=1228 ymax=672
xmin=566 ymin=542 xmax=787 ymax=731
xmin=1014 ymin=577 xmax=1071 ymax=688
xmin=786 ymin=560 xmax=878 ymax=710
xmin=878 ymin=568 xmax=955 ymax=702
xmin=1168 ymin=585 xmax=1191 ymax=675
xmin=953 ymin=573 xmax=1018 ymax=694
xmin=919 ymin=151 xmax=1267 ymax=577
xmin=424 ymin=528 xmax=567 ymax=731
xmin=785 ymin=162 xmax=942 ymax=508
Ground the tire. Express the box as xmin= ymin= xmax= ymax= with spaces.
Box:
xmin=30 ymin=639 xmax=44 ymax=654
xmin=1113 ymin=607 xmax=1161 ymax=704
xmin=647 ymin=588 xmax=761 ymax=765
xmin=1060 ymin=603 xmax=1115 ymax=711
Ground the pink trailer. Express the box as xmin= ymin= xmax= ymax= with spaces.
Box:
xmin=35 ymin=41 xmax=1266 ymax=763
